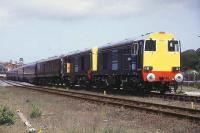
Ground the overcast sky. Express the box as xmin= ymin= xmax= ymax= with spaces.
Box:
xmin=0 ymin=0 xmax=199 ymax=63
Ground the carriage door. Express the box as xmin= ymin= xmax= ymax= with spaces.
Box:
xmin=131 ymin=42 xmax=139 ymax=71
xmin=137 ymin=40 xmax=144 ymax=70
xmin=67 ymin=58 xmax=72 ymax=74
xmin=123 ymin=46 xmax=132 ymax=72
xmin=61 ymin=58 xmax=64 ymax=77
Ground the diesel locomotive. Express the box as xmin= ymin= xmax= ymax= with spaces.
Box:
xmin=7 ymin=32 xmax=183 ymax=93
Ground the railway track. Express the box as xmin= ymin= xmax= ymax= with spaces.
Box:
xmin=149 ymin=91 xmax=200 ymax=103
xmin=2 ymin=80 xmax=200 ymax=122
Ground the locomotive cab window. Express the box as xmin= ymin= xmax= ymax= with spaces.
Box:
xmin=145 ymin=40 xmax=156 ymax=51
xmin=168 ymin=40 xmax=179 ymax=52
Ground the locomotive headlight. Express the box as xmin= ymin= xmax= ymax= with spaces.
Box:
xmin=174 ymin=73 xmax=183 ymax=82
xmin=147 ymin=73 xmax=155 ymax=82
xmin=144 ymin=66 xmax=153 ymax=72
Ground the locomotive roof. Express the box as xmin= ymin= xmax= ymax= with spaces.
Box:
xmin=62 ymin=48 xmax=91 ymax=57
xmin=36 ymin=55 xmax=63 ymax=63
xmin=22 ymin=62 xmax=37 ymax=67
xmin=62 ymin=32 xmax=152 ymax=56
xmin=98 ymin=33 xmax=151 ymax=50
xmin=11 ymin=32 xmax=174 ymax=69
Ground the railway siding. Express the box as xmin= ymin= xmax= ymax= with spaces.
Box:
xmin=0 ymin=80 xmax=12 ymax=87
xmin=149 ymin=92 xmax=200 ymax=103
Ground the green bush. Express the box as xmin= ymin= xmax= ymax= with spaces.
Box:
xmin=30 ymin=103 xmax=42 ymax=118
xmin=0 ymin=106 xmax=16 ymax=125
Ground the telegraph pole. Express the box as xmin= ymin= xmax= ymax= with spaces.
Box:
xmin=19 ymin=58 xmax=24 ymax=66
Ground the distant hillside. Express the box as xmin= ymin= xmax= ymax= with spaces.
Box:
xmin=181 ymin=49 xmax=200 ymax=71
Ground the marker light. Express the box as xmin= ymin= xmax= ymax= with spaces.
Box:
xmin=175 ymin=73 xmax=183 ymax=82
xmin=144 ymin=66 xmax=153 ymax=72
xmin=147 ymin=73 xmax=155 ymax=82
xmin=172 ymin=67 xmax=181 ymax=72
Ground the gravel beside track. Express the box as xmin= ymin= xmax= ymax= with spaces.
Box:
xmin=3 ymin=80 xmax=200 ymax=122
xmin=0 ymin=81 xmax=200 ymax=133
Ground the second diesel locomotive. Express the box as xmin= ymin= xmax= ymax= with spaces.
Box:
xmin=7 ymin=32 xmax=183 ymax=93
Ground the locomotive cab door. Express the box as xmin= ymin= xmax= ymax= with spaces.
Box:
xmin=137 ymin=40 xmax=144 ymax=71
xmin=122 ymin=42 xmax=139 ymax=73
xmin=130 ymin=42 xmax=139 ymax=71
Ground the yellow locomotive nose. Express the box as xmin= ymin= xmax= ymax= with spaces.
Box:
xmin=143 ymin=32 xmax=181 ymax=82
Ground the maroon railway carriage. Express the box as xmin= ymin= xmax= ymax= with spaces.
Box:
xmin=36 ymin=57 xmax=62 ymax=85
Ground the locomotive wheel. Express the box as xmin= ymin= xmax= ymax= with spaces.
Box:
xmin=160 ymin=89 xmax=166 ymax=94
xmin=174 ymin=82 xmax=178 ymax=93
xmin=136 ymin=83 xmax=146 ymax=95
xmin=159 ymin=84 xmax=169 ymax=94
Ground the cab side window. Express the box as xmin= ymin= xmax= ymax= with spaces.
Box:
xmin=145 ymin=40 xmax=156 ymax=51
xmin=168 ymin=40 xmax=179 ymax=52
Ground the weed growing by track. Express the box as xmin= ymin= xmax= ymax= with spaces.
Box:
xmin=103 ymin=126 xmax=128 ymax=133
xmin=30 ymin=103 xmax=42 ymax=118
xmin=0 ymin=106 xmax=16 ymax=125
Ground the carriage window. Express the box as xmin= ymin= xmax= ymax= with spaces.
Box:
xmin=124 ymin=47 xmax=131 ymax=54
xmin=81 ymin=57 xmax=85 ymax=71
xmin=43 ymin=64 xmax=45 ymax=73
xmin=145 ymin=40 xmax=156 ymax=51
xmin=102 ymin=52 xmax=108 ymax=70
xmin=74 ymin=57 xmax=78 ymax=72
xmin=168 ymin=40 xmax=179 ymax=52
xmin=112 ymin=50 xmax=118 ymax=70
xmin=48 ymin=62 xmax=51 ymax=72
xmin=112 ymin=50 xmax=118 ymax=61
xmin=123 ymin=48 xmax=131 ymax=70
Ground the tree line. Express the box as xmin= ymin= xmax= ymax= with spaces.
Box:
xmin=181 ymin=48 xmax=200 ymax=71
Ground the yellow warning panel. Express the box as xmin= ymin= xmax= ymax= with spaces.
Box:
xmin=92 ymin=47 xmax=98 ymax=71
xmin=66 ymin=63 xmax=72 ymax=73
